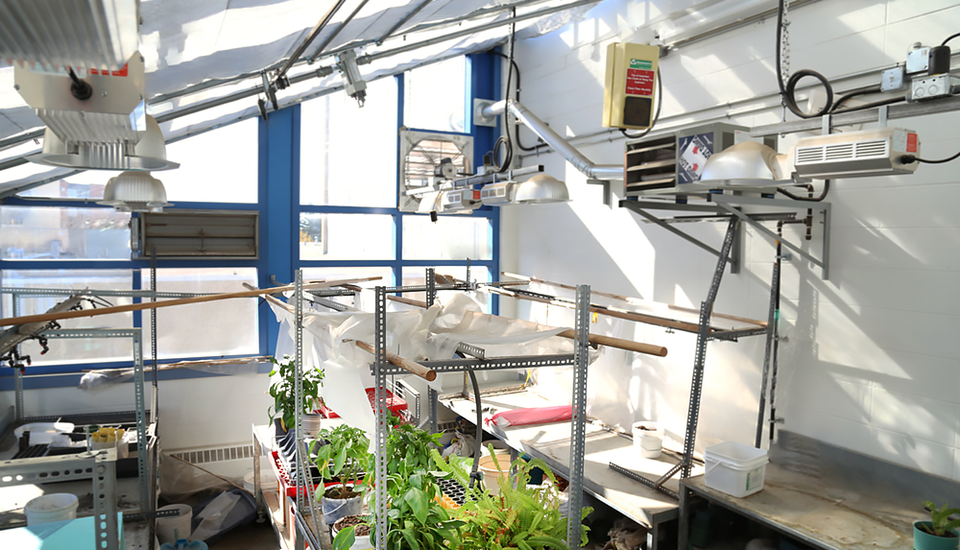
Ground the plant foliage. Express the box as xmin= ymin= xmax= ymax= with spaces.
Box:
xmin=920 ymin=501 xmax=960 ymax=537
xmin=267 ymin=355 xmax=324 ymax=432
xmin=312 ymin=424 xmax=372 ymax=500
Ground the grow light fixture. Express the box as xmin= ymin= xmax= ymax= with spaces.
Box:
xmin=513 ymin=174 xmax=570 ymax=204
xmin=98 ymin=171 xmax=172 ymax=213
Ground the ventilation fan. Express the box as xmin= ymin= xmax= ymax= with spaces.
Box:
xmin=399 ymin=130 xmax=473 ymax=213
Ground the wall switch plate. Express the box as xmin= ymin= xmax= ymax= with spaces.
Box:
xmin=906 ymin=46 xmax=930 ymax=74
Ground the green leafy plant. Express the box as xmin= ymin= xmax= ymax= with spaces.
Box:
xmin=919 ymin=501 xmax=960 ymax=538
xmin=332 ymin=525 xmax=357 ymax=550
xmin=440 ymin=444 xmax=592 ymax=550
xmin=374 ymin=471 xmax=464 ymax=550
xmin=267 ymin=355 xmax=324 ymax=432
xmin=312 ymin=424 xmax=371 ymax=500
xmin=384 ymin=418 xmax=443 ymax=479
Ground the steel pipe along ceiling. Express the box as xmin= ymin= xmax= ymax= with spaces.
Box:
xmin=482 ymin=99 xmax=622 ymax=180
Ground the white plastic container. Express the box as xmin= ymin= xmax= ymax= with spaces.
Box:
xmin=704 ymin=441 xmax=768 ymax=498
xmin=24 ymin=493 xmax=79 ymax=526
xmin=156 ymin=504 xmax=193 ymax=544
xmin=632 ymin=421 xmax=664 ymax=459
xmin=478 ymin=453 xmax=513 ymax=495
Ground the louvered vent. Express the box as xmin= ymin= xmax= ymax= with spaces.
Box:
xmin=171 ymin=444 xmax=254 ymax=465
xmin=855 ymin=139 xmax=888 ymax=158
xmin=795 ymin=147 xmax=824 ymax=164
xmin=135 ymin=210 xmax=258 ymax=259
xmin=824 ymin=143 xmax=855 ymax=160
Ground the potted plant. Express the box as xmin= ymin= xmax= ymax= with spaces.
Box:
xmin=332 ymin=515 xmax=373 ymax=550
xmin=267 ymin=355 xmax=324 ymax=435
xmin=376 ymin=471 xmax=464 ymax=550
xmin=915 ymin=501 xmax=960 ymax=550
xmin=312 ymin=424 xmax=371 ymax=528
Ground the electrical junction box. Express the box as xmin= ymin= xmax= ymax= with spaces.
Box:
xmin=910 ymin=73 xmax=959 ymax=101
xmin=602 ymin=42 xmax=660 ymax=130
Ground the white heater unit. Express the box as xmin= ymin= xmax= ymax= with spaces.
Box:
xmin=793 ymin=128 xmax=920 ymax=179
xmin=439 ymin=189 xmax=481 ymax=212
xmin=479 ymin=181 xmax=515 ymax=205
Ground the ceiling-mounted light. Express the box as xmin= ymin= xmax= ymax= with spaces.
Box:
xmin=97 ymin=171 xmax=172 ymax=213
xmin=514 ymin=174 xmax=570 ymax=204
xmin=29 ymin=115 xmax=179 ymax=171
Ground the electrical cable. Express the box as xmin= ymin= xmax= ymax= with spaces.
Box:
xmin=463 ymin=361 xmax=484 ymax=490
xmin=489 ymin=51 xmax=539 ymax=152
xmin=900 ymin=150 xmax=960 ymax=164
xmin=620 ymin=66 xmax=663 ymax=140
xmin=494 ymin=9 xmax=517 ymax=173
xmin=777 ymin=180 xmax=830 ymax=202
xmin=829 ymin=85 xmax=881 ymax=112
xmin=775 ymin=0 xmax=833 ymax=118
xmin=942 ymin=32 xmax=960 ymax=47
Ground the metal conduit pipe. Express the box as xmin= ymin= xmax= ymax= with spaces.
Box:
xmin=481 ymin=99 xmax=622 ymax=180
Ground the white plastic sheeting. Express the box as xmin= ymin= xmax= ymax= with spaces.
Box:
xmin=269 ymin=293 xmax=583 ymax=435
xmin=0 ymin=0 xmax=596 ymax=193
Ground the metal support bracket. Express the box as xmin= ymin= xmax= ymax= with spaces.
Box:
xmin=587 ymin=179 xmax=612 ymax=206
xmin=711 ymin=194 xmax=831 ymax=279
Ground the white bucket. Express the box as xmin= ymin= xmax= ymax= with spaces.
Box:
xmin=332 ymin=522 xmax=374 ymax=550
xmin=632 ymin=421 xmax=664 ymax=459
xmin=479 ymin=440 xmax=511 ymax=458
xmin=704 ymin=441 xmax=769 ymax=498
xmin=478 ymin=453 xmax=513 ymax=495
xmin=156 ymin=504 xmax=193 ymax=545
xmin=24 ymin=493 xmax=78 ymax=526
xmin=243 ymin=467 xmax=278 ymax=494
xmin=321 ymin=486 xmax=363 ymax=528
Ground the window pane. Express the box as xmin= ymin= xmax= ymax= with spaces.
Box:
xmin=302 ymin=267 xmax=394 ymax=311
xmin=404 ymin=57 xmax=466 ymax=133
xmin=300 ymin=78 xmax=397 ymax=207
xmin=0 ymin=269 xmax=134 ymax=365
xmin=402 ymin=215 xmax=491 ymax=260
xmin=401 ymin=266 xmax=490 ymax=310
xmin=0 ymin=206 xmax=131 ymax=260
xmin=300 ymin=213 xmax=395 ymax=260
xmin=160 ymin=118 xmax=258 ymax=203
xmin=143 ymin=268 xmax=259 ymax=359
xmin=17 ymin=173 xmax=107 ymax=199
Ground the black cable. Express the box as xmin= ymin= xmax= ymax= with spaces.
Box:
xmin=489 ymin=51 xmax=539 ymax=152
xmin=831 ymin=95 xmax=906 ymax=115
xmin=465 ymin=365 xmax=484 ymax=490
xmin=830 ymin=85 xmax=881 ymax=112
xmin=777 ymin=180 xmax=830 ymax=202
xmin=67 ymin=67 xmax=93 ymax=100
xmin=620 ymin=66 xmax=663 ymax=140
xmin=776 ymin=0 xmax=833 ymax=118
xmin=901 ymin=150 xmax=960 ymax=164
xmin=495 ymin=9 xmax=517 ymax=173
xmin=942 ymin=32 xmax=960 ymax=47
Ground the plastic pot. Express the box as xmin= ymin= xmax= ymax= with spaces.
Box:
xmin=915 ymin=522 xmax=960 ymax=550
xmin=332 ymin=516 xmax=374 ymax=550
xmin=321 ymin=485 xmax=363 ymax=528
xmin=24 ymin=493 xmax=78 ymax=526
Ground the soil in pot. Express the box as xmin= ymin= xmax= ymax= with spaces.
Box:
xmin=334 ymin=515 xmax=371 ymax=537
xmin=325 ymin=486 xmax=361 ymax=500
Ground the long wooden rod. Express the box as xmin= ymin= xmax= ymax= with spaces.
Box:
xmin=257 ymin=289 xmax=437 ymax=382
xmin=502 ymin=272 xmax=766 ymax=328
xmin=0 ymin=277 xmax=381 ymax=328
xmin=383 ymin=291 xmax=667 ymax=358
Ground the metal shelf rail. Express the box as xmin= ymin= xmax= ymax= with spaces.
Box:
xmin=0 ymin=447 xmax=120 ymax=549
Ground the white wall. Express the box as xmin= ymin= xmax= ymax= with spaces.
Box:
xmin=0 ymin=374 xmax=272 ymax=451
xmin=505 ymin=0 xmax=960 ymax=481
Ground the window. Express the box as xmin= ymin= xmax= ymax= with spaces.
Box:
xmin=404 ymin=57 xmax=467 ymax=133
xmin=401 ymin=266 xmax=491 ymax=309
xmin=0 ymin=269 xmax=134 ymax=365
xmin=143 ymin=268 xmax=259 ymax=359
xmin=17 ymin=174 xmax=108 ymax=200
xmin=402 ymin=215 xmax=492 ymax=260
xmin=300 ymin=213 xmax=395 ymax=260
xmin=159 ymin=117 xmax=259 ymax=203
xmin=0 ymin=206 xmax=130 ymax=260
xmin=300 ymin=78 xmax=398 ymax=207
xmin=301 ymin=267 xmax=394 ymax=288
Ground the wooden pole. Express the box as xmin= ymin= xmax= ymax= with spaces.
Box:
xmin=0 ymin=277 xmax=381 ymax=328
xmin=383 ymin=288 xmax=667 ymax=358
xmin=501 ymin=271 xmax=767 ymax=328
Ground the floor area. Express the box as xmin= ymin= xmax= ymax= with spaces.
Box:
xmin=210 ymin=518 xmax=280 ymax=550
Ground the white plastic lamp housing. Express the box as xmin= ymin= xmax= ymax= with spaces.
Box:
xmin=514 ymin=174 xmax=570 ymax=204
xmin=98 ymin=171 xmax=172 ymax=212
xmin=29 ymin=115 xmax=180 ymax=171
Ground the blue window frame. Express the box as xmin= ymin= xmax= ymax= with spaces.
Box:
xmin=0 ymin=52 xmax=501 ymax=388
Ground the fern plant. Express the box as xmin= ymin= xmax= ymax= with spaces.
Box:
xmin=920 ymin=501 xmax=960 ymax=538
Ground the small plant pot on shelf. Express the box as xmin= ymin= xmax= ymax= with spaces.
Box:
xmin=332 ymin=515 xmax=373 ymax=550
xmin=915 ymin=522 xmax=960 ymax=550
xmin=321 ymin=484 xmax=363 ymax=528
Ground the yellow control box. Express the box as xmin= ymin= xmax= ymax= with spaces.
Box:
xmin=602 ymin=42 xmax=660 ymax=129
